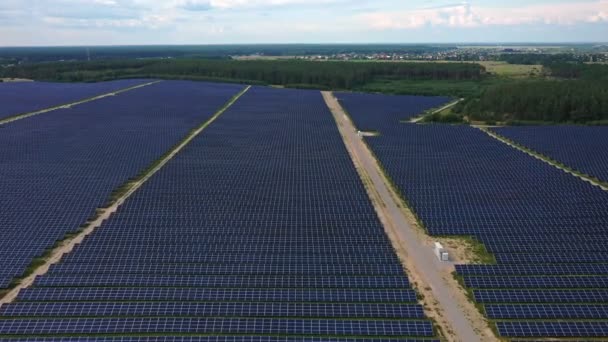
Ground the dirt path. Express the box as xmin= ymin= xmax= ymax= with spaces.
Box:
xmin=323 ymin=91 xmax=496 ymax=342
xmin=0 ymin=80 xmax=160 ymax=126
xmin=411 ymin=98 xmax=464 ymax=123
xmin=479 ymin=126 xmax=608 ymax=191
xmin=0 ymin=86 xmax=251 ymax=307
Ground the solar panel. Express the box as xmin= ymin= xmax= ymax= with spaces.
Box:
xmin=474 ymin=289 xmax=608 ymax=304
xmin=0 ymin=80 xmax=245 ymax=289
xmin=485 ymin=304 xmax=608 ymax=319
xmin=494 ymin=253 xmax=608 ymax=264
xmin=0 ymin=86 xmax=436 ymax=338
xmin=0 ymin=337 xmax=439 ymax=342
xmin=17 ymin=287 xmax=417 ymax=303
xmin=456 ymin=264 xmax=608 ymax=276
xmin=0 ymin=80 xmax=149 ymax=120
xmin=34 ymin=275 xmax=409 ymax=289
xmin=0 ymin=302 xmax=425 ymax=319
xmin=0 ymin=317 xmax=435 ymax=336
xmin=47 ymin=264 xmax=404 ymax=276
xmin=335 ymin=92 xmax=450 ymax=132
xmin=60 ymin=253 xmax=399 ymax=265
xmin=497 ymin=321 xmax=608 ymax=338
xmin=464 ymin=276 xmax=608 ymax=289
xmin=334 ymin=93 xmax=608 ymax=339
xmin=492 ymin=126 xmax=608 ymax=183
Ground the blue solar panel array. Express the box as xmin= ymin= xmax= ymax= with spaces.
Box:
xmin=0 ymin=79 xmax=150 ymax=120
xmin=492 ymin=125 xmax=608 ymax=183
xmin=0 ymin=338 xmax=438 ymax=342
xmin=337 ymin=93 xmax=608 ymax=340
xmin=0 ymin=81 xmax=244 ymax=289
xmin=335 ymin=92 xmax=450 ymax=132
xmin=0 ymin=87 xmax=435 ymax=339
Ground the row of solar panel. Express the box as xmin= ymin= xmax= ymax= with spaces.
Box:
xmin=0 ymin=338 xmax=438 ymax=342
xmin=497 ymin=321 xmax=608 ymax=337
xmin=0 ymin=302 xmax=425 ymax=319
xmin=46 ymin=264 xmax=404 ymax=276
xmin=59 ymin=254 xmax=400 ymax=265
xmin=464 ymin=276 xmax=608 ymax=288
xmin=475 ymin=289 xmax=608 ymax=303
xmin=33 ymin=275 xmax=410 ymax=288
xmin=495 ymin=253 xmax=608 ymax=264
xmin=17 ymin=288 xmax=417 ymax=303
xmin=65 ymin=245 xmax=396 ymax=254
xmin=456 ymin=264 xmax=608 ymax=276
xmin=485 ymin=304 xmax=608 ymax=319
xmin=0 ymin=318 xmax=435 ymax=336
xmin=81 ymin=236 xmax=391 ymax=244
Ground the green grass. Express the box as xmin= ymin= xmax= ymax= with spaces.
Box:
xmin=479 ymin=61 xmax=543 ymax=78
xmin=420 ymin=109 xmax=464 ymax=124
xmin=441 ymin=236 xmax=496 ymax=265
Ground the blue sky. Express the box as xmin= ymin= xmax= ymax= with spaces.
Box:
xmin=0 ymin=0 xmax=606 ymax=46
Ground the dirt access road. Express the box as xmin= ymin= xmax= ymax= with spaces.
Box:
xmin=322 ymin=91 xmax=496 ymax=342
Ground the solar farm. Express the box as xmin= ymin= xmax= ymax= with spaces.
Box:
xmin=337 ymin=92 xmax=608 ymax=340
xmin=0 ymin=82 xmax=441 ymax=340
xmin=1 ymin=80 xmax=608 ymax=341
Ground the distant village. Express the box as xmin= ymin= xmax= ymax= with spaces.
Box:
xmin=292 ymin=46 xmax=608 ymax=63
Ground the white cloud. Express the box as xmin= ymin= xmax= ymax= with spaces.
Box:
xmin=362 ymin=0 xmax=608 ymax=30
xmin=172 ymin=0 xmax=343 ymax=10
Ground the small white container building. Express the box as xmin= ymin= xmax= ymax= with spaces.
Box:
xmin=434 ymin=242 xmax=449 ymax=262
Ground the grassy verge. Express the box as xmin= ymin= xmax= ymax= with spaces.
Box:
xmin=451 ymin=272 xmax=503 ymax=340
xmin=482 ymin=128 xmax=608 ymax=190
xmin=419 ymin=106 xmax=464 ymax=124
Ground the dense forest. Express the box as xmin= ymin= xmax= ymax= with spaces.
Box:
xmin=499 ymin=53 xmax=604 ymax=65
xmin=456 ymin=80 xmax=608 ymax=124
xmin=444 ymin=55 xmax=608 ymax=124
xmin=1 ymin=59 xmax=484 ymax=90
xmin=545 ymin=63 xmax=608 ymax=80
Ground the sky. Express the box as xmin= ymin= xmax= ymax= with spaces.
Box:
xmin=0 ymin=0 xmax=607 ymax=46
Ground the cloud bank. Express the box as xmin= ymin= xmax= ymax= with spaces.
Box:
xmin=363 ymin=1 xmax=608 ymax=30
xmin=0 ymin=0 xmax=607 ymax=45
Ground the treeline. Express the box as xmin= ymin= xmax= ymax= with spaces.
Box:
xmin=0 ymin=45 xmax=454 ymax=63
xmin=500 ymin=53 xmax=608 ymax=80
xmin=499 ymin=53 xmax=596 ymax=65
xmin=546 ymin=63 xmax=608 ymax=80
xmin=457 ymin=80 xmax=608 ymax=123
xmin=1 ymin=59 xmax=484 ymax=89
